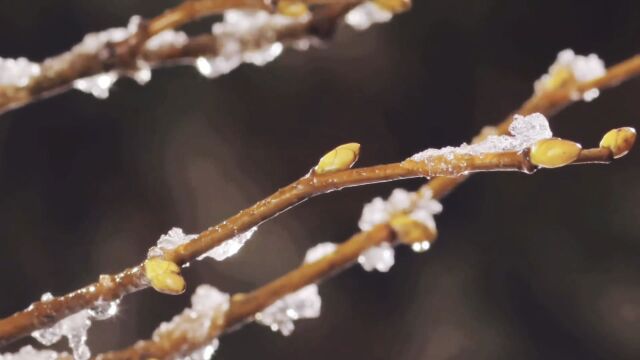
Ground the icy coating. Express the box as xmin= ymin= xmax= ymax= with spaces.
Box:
xmin=144 ymin=29 xmax=189 ymax=51
xmin=0 ymin=57 xmax=41 ymax=87
xmin=148 ymin=226 xmax=259 ymax=261
xmin=195 ymin=9 xmax=308 ymax=79
xmin=358 ymin=187 xmax=444 ymax=269
xmin=0 ymin=346 xmax=61 ymax=360
xmin=345 ymin=2 xmax=393 ymax=30
xmin=409 ymin=113 xmax=553 ymax=163
xmin=254 ymin=242 xmax=334 ymax=335
xmin=154 ymin=285 xmax=229 ymax=360
xmin=30 ymin=293 xmax=120 ymax=360
xmin=72 ymin=16 xmax=149 ymax=99
xmin=358 ymin=242 xmax=395 ymax=272
xmin=535 ymin=49 xmax=606 ymax=101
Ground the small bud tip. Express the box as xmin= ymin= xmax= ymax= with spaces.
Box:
xmin=599 ymin=127 xmax=636 ymax=159
xmin=314 ymin=143 xmax=361 ymax=174
xmin=144 ymin=258 xmax=186 ymax=295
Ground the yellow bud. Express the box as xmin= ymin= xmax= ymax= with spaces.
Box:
xmin=599 ymin=127 xmax=636 ymax=159
xmin=530 ymin=138 xmax=582 ymax=168
xmin=374 ymin=0 xmax=412 ymax=13
xmin=276 ymin=1 xmax=310 ymax=18
xmin=314 ymin=143 xmax=361 ymax=174
xmin=144 ymin=258 xmax=186 ymax=295
xmin=389 ymin=214 xmax=436 ymax=246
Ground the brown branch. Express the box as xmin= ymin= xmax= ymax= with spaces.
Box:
xmin=0 ymin=147 xmax=564 ymax=346
xmin=0 ymin=1 xmax=358 ymax=114
xmin=423 ymin=55 xmax=640 ymax=200
xmin=1 ymin=51 xmax=639 ymax=347
xmin=92 ymin=144 xmax=625 ymax=360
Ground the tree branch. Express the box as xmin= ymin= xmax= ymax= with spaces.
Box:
xmin=92 ymin=142 xmax=628 ymax=360
xmin=1 ymin=50 xmax=639 ymax=347
xmin=0 ymin=1 xmax=359 ymax=114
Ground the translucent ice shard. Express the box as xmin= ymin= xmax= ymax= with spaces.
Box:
xmin=198 ymin=226 xmax=258 ymax=261
xmin=30 ymin=293 xmax=119 ymax=360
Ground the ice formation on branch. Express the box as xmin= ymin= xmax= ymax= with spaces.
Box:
xmin=535 ymin=49 xmax=606 ymax=101
xmin=409 ymin=113 xmax=553 ymax=163
xmin=194 ymin=9 xmax=307 ymax=79
xmin=154 ymin=285 xmax=229 ymax=360
xmin=254 ymin=242 xmax=333 ymax=335
xmin=0 ymin=57 xmax=41 ymax=87
xmin=345 ymin=2 xmax=393 ymax=30
xmin=358 ymin=187 xmax=443 ymax=270
xmin=198 ymin=226 xmax=259 ymax=261
xmin=0 ymin=346 xmax=61 ymax=360
xmin=71 ymin=16 xmax=151 ymax=99
xmin=144 ymin=30 xmax=189 ymax=52
xmin=30 ymin=293 xmax=120 ymax=360
xmin=148 ymin=226 xmax=259 ymax=262
xmin=358 ymin=242 xmax=395 ymax=272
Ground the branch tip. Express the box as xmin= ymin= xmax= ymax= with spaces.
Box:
xmin=599 ymin=127 xmax=636 ymax=159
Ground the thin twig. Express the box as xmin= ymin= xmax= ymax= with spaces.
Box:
xmin=93 ymin=144 xmax=623 ymax=360
xmin=0 ymin=1 xmax=357 ymax=114
xmin=1 ymin=51 xmax=639 ymax=346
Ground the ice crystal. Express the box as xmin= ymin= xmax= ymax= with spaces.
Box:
xmin=0 ymin=57 xmax=41 ymax=87
xmin=345 ymin=2 xmax=393 ymax=31
xmin=255 ymin=284 xmax=321 ymax=336
xmin=195 ymin=9 xmax=306 ymax=79
xmin=153 ymin=285 xmax=228 ymax=358
xmin=30 ymin=293 xmax=119 ymax=360
xmin=358 ymin=242 xmax=395 ymax=272
xmin=304 ymin=242 xmax=337 ymax=263
xmin=179 ymin=341 xmax=220 ymax=360
xmin=144 ymin=29 xmax=189 ymax=51
xmin=73 ymin=72 xmax=118 ymax=99
xmin=197 ymin=226 xmax=258 ymax=261
xmin=0 ymin=346 xmax=61 ymax=360
xmin=148 ymin=227 xmax=198 ymax=258
xmin=359 ymin=188 xmax=443 ymax=233
xmin=255 ymin=243 xmax=329 ymax=335
xmin=149 ymin=226 xmax=258 ymax=261
xmin=71 ymin=16 xmax=147 ymax=99
xmin=409 ymin=113 xmax=553 ymax=163
xmin=535 ymin=49 xmax=606 ymax=99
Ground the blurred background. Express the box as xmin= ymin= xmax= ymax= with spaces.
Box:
xmin=1 ymin=0 xmax=640 ymax=359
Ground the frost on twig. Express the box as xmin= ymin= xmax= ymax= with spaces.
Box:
xmin=254 ymin=242 xmax=335 ymax=336
xmin=30 ymin=293 xmax=119 ymax=360
xmin=153 ymin=285 xmax=229 ymax=360
xmin=345 ymin=2 xmax=393 ymax=30
xmin=535 ymin=49 xmax=606 ymax=102
xmin=358 ymin=187 xmax=442 ymax=271
xmin=148 ymin=226 xmax=259 ymax=262
xmin=409 ymin=113 xmax=552 ymax=165
xmin=0 ymin=58 xmax=40 ymax=87
xmin=0 ymin=345 xmax=63 ymax=360
xmin=195 ymin=9 xmax=311 ymax=79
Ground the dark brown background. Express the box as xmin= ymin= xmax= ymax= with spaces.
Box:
xmin=1 ymin=0 xmax=640 ymax=359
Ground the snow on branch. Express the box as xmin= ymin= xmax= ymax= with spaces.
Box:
xmin=0 ymin=0 xmax=408 ymax=115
